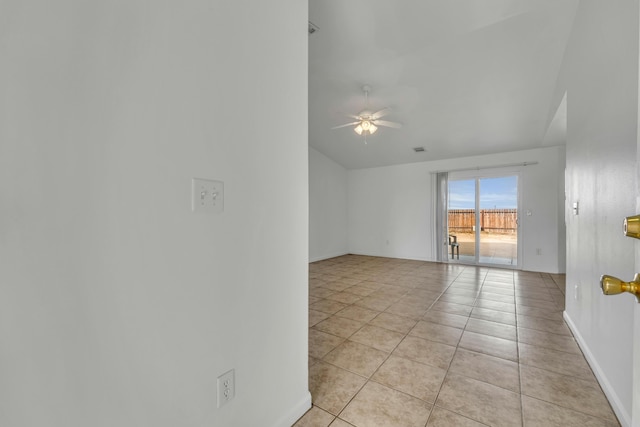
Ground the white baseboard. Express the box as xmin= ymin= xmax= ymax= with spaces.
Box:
xmin=563 ymin=311 xmax=631 ymax=427
xmin=309 ymin=251 xmax=349 ymax=263
xmin=271 ymin=391 xmax=311 ymax=427
xmin=347 ymin=250 xmax=431 ymax=262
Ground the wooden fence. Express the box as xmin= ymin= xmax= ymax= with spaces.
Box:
xmin=448 ymin=209 xmax=517 ymax=234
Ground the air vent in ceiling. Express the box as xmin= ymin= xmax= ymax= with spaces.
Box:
xmin=413 ymin=147 xmax=426 ymax=152
xmin=308 ymin=21 xmax=319 ymax=35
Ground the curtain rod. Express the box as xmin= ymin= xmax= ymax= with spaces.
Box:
xmin=430 ymin=161 xmax=539 ymax=174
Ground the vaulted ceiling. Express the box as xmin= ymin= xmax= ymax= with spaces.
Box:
xmin=308 ymin=0 xmax=578 ymax=169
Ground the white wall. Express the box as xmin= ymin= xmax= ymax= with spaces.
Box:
xmin=348 ymin=146 xmax=565 ymax=273
xmin=309 ymin=148 xmax=349 ymax=261
xmin=560 ymin=1 xmax=637 ymax=424
xmin=0 ymin=2 xmax=309 ymax=427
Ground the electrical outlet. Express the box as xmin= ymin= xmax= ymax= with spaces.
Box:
xmin=536 ymin=248 xmax=542 ymax=255
xmin=217 ymin=369 xmax=235 ymax=408
xmin=574 ymin=284 xmax=580 ymax=300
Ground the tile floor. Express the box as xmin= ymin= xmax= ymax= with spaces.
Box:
xmin=295 ymin=255 xmax=620 ymax=427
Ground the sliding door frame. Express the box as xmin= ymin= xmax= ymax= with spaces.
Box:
xmin=447 ymin=167 xmax=522 ymax=269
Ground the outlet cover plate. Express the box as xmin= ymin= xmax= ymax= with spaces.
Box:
xmin=217 ymin=369 xmax=235 ymax=408
xmin=192 ymin=178 xmax=224 ymax=214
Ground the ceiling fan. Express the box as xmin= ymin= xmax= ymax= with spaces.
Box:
xmin=332 ymin=85 xmax=402 ymax=141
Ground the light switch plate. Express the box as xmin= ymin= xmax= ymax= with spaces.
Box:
xmin=192 ymin=178 xmax=224 ymax=214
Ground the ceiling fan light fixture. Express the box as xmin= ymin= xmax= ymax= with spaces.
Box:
xmin=355 ymin=120 xmax=377 ymax=135
xmin=333 ymin=85 xmax=402 ymax=139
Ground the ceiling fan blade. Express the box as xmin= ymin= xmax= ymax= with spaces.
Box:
xmin=331 ymin=121 xmax=360 ymax=130
xmin=336 ymin=112 xmax=362 ymax=120
xmin=371 ymin=107 xmax=392 ymax=120
xmin=373 ymin=120 xmax=403 ymax=129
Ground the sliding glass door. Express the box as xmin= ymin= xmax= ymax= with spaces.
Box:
xmin=447 ymin=173 xmax=519 ymax=267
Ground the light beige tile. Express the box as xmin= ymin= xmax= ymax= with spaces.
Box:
xmin=516 ymin=305 xmax=564 ymax=321
xmin=408 ymin=288 xmax=442 ymax=300
xmin=477 ymin=292 xmax=515 ymax=304
xmin=372 ymin=355 xmax=447 ymax=403
xmin=470 ymin=307 xmax=516 ymax=326
xmin=324 ymin=291 xmax=362 ymax=305
xmin=437 ymin=294 xmax=477 ymax=306
xmin=322 ymin=281 xmax=352 ymax=292
xmin=465 ymin=317 xmax=517 ymax=341
xmin=340 ymin=381 xmax=432 ymax=427
xmin=349 ymin=325 xmax=405 ymax=353
xmin=393 ymin=335 xmax=456 ymax=370
xmin=484 ymin=278 xmax=514 ymax=286
xmin=430 ymin=301 xmax=474 ymax=316
xmin=516 ymin=297 xmax=559 ymax=310
xmin=373 ymin=286 xmax=409 ymax=300
xmin=324 ymin=340 xmax=388 ymax=377
xmin=319 ymin=274 xmax=345 ymax=283
xmin=448 ymin=288 xmax=483 ymax=298
xmin=309 ymin=356 xmax=319 ymax=368
xmin=422 ymin=310 xmax=469 ymax=329
xmin=443 ymin=288 xmax=479 ymax=298
xmin=409 ymin=320 xmax=463 ymax=346
xmin=310 ymin=309 xmax=331 ymax=327
xmin=518 ymin=342 xmax=595 ymax=381
xmin=310 ymin=299 xmax=349 ymax=315
xmin=369 ymin=312 xmax=418 ymax=334
xmin=474 ymin=298 xmax=516 ymax=313
xmin=310 ymin=288 xmax=336 ymax=299
xmin=309 ymin=361 xmax=366 ymax=415
xmin=522 ymin=395 xmax=620 ymax=427
xmin=329 ymin=419 xmax=353 ymax=427
xmin=293 ymin=406 xmax=335 ymax=427
xmin=459 ymin=331 xmax=518 ymax=362
xmin=355 ymin=296 xmax=394 ymax=311
xmin=358 ymin=280 xmax=384 ymax=290
xmin=336 ymin=277 xmax=364 ymax=286
xmin=309 ymin=329 xmax=345 ymax=359
xmin=313 ymin=316 xmax=365 ymax=339
xmin=335 ymin=305 xmax=379 ymax=323
xmin=436 ymin=373 xmax=522 ymax=427
xmin=386 ymin=301 xmax=429 ymax=319
xmin=426 ymin=406 xmax=486 ymax=427
xmin=517 ymin=327 xmax=581 ymax=354
xmin=309 ymin=296 xmax=321 ymax=306
xmin=516 ymin=290 xmax=554 ymax=301
xmin=482 ymin=285 xmax=514 ymax=296
xmin=520 ymin=365 xmax=618 ymax=422
xmin=344 ymin=285 xmax=376 ymax=297
xmin=449 ymin=348 xmax=520 ymax=393
xmin=517 ymin=314 xmax=572 ymax=336
xmin=309 ymin=278 xmax=326 ymax=288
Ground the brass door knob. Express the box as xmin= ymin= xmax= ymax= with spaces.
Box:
xmin=624 ymin=215 xmax=640 ymax=239
xmin=600 ymin=274 xmax=640 ymax=302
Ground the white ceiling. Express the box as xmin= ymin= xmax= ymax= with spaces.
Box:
xmin=308 ymin=0 xmax=578 ymax=169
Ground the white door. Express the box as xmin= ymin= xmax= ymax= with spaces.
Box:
xmin=633 ymin=137 xmax=640 ymax=427
xmin=601 ymin=128 xmax=640 ymax=427
xmin=634 ymin=295 xmax=639 ymax=427
xmin=601 ymin=64 xmax=640 ymax=427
